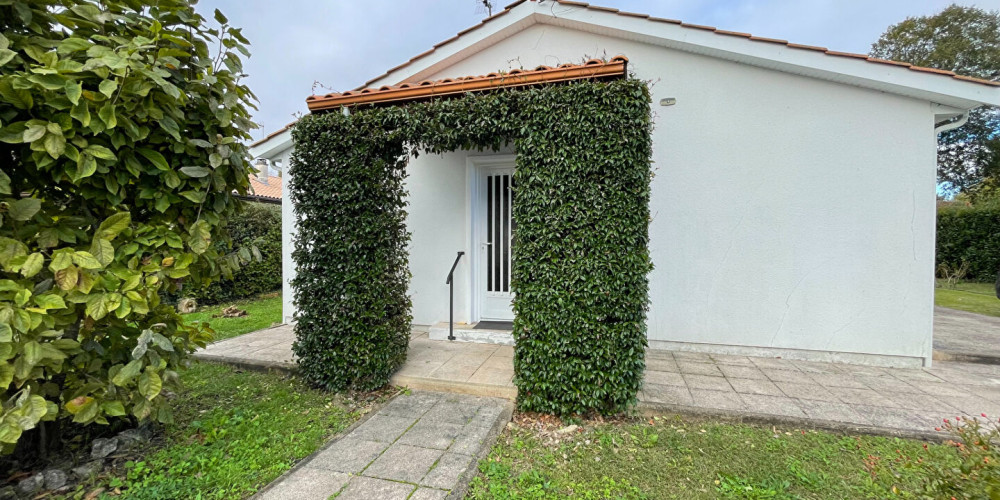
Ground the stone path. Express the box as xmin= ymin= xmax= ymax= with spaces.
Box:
xmin=256 ymin=391 xmax=512 ymax=500
xmin=639 ymin=350 xmax=1000 ymax=437
xmin=933 ymin=306 xmax=1000 ymax=363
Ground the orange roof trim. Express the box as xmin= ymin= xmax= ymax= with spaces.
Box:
xmin=306 ymin=56 xmax=629 ymax=112
xmin=358 ymin=0 xmax=999 ymax=90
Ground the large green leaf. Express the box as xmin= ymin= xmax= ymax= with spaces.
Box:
xmin=90 ymin=238 xmax=114 ymax=266
xmin=111 ymin=359 xmax=142 ymax=386
xmin=138 ymin=370 xmax=162 ymax=400
xmin=97 ymin=212 xmax=131 ymax=240
xmin=188 ymin=220 xmax=211 ymax=254
xmin=0 ymin=237 xmax=28 ymax=268
xmin=8 ymin=198 xmax=41 ymax=221
xmin=19 ymin=253 xmax=43 ymax=278
xmin=65 ymin=80 xmax=82 ymax=105
xmin=33 ymin=294 xmax=66 ymax=310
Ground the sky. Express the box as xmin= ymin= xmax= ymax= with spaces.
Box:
xmin=194 ymin=0 xmax=1000 ymax=141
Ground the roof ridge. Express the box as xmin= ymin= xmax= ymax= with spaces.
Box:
xmin=358 ymin=0 xmax=1000 ymax=90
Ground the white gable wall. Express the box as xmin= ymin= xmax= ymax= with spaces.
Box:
xmin=408 ymin=24 xmax=937 ymax=366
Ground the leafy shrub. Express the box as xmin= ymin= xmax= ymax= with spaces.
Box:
xmin=922 ymin=414 xmax=1000 ymax=498
xmin=291 ymin=78 xmax=652 ymax=413
xmin=174 ymin=202 xmax=282 ymax=305
xmin=937 ymin=204 xmax=1000 ymax=281
xmin=0 ymin=1 xmax=256 ymax=453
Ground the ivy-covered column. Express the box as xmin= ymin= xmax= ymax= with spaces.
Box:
xmin=289 ymin=112 xmax=412 ymax=391
xmin=512 ymin=80 xmax=653 ymax=414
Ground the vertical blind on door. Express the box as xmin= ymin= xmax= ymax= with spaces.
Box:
xmin=486 ymin=173 xmax=514 ymax=294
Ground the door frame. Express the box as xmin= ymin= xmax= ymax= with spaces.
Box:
xmin=466 ymin=154 xmax=517 ymax=323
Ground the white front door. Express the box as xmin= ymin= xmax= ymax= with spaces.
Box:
xmin=478 ymin=164 xmax=515 ymax=321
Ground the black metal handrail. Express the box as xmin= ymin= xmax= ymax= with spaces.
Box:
xmin=445 ymin=251 xmax=465 ymax=341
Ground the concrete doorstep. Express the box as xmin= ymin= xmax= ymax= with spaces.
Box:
xmin=253 ymin=391 xmax=513 ymax=500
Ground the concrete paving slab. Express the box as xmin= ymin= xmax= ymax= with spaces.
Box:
xmin=644 ymin=370 xmax=685 ymax=387
xmin=256 ymin=468 xmax=349 ymax=500
xmin=365 ymin=444 xmax=444 ymax=483
xmin=729 ymin=378 xmax=784 ymax=397
xmin=682 ymin=373 xmax=733 ymax=391
xmin=717 ymin=364 xmax=769 ymax=380
xmin=304 ymin=437 xmax=384 ymax=474
xmin=421 ymin=452 xmax=475 ymax=489
xmin=336 ymin=476 xmax=415 ymax=500
xmin=690 ymin=389 xmax=747 ymax=411
xmin=352 ymin=414 xmax=419 ymax=443
xmin=739 ymin=394 xmax=806 ymax=418
xmin=398 ymin=421 xmax=465 ymax=450
xmin=677 ymin=361 xmax=723 ymax=376
xmin=410 ymin=487 xmax=450 ymax=500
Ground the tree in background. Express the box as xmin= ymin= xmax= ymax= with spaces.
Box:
xmin=871 ymin=4 xmax=1000 ymax=198
xmin=0 ymin=0 xmax=256 ymax=453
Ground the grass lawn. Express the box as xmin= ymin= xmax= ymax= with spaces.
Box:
xmin=935 ymin=279 xmax=1000 ymax=317
xmin=75 ymin=363 xmax=380 ymax=499
xmin=468 ymin=414 xmax=958 ymax=500
xmin=184 ymin=292 xmax=283 ymax=341
xmin=53 ymin=293 xmax=375 ymax=499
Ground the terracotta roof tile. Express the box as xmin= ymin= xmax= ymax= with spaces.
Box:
xmin=648 ymin=17 xmax=683 ymax=25
xmin=910 ymin=66 xmax=957 ymax=76
xmin=310 ymin=55 xmax=629 ymax=111
xmin=680 ymin=23 xmax=718 ymax=32
xmin=618 ymin=11 xmax=650 ymax=19
xmin=356 ymin=0 xmax=1000 ymax=91
xmin=865 ymin=57 xmax=911 ymax=67
xmin=247 ymin=175 xmax=282 ymax=200
xmin=714 ymin=29 xmax=752 ymax=38
xmin=748 ymin=36 xmax=788 ymax=44
xmin=824 ymin=50 xmax=870 ymax=60
xmin=786 ymin=42 xmax=829 ymax=52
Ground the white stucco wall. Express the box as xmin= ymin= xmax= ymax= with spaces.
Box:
xmin=414 ymin=24 xmax=938 ymax=366
xmin=405 ymin=150 xmax=471 ymax=326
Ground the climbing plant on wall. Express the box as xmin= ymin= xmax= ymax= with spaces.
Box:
xmin=291 ymin=79 xmax=653 ymax=414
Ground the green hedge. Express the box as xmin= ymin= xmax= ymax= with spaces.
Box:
xmin=178 ymin=201 xmax=283 ymax=304
xmin=290 ymin=79 xmax=653 ymax=413
xmin=937 ymin=205 xmax=1000 ymax=281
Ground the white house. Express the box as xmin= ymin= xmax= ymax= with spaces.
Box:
xmin=250 ymin=0 xmax=1000 ymax=368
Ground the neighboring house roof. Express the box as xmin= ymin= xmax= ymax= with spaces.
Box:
xmin=247 ymin=175 xmax=282 ymax=201
xmin=363 ymin=0 xmax=1000 ymax=92
xmin=307 ymin=56 xmax=628 ymax=111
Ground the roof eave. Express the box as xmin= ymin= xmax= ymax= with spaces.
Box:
xmin=249 ymin=126 xmax=294 ymax=160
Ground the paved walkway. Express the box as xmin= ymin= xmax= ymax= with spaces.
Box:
xmin=256 ymin=391 xmax=512 ymax=500
xmin=933 ymin=306 xmax=1000 ymax=363
xmin=639 ymin=350 xmax=1000 ymax=438
xmin=198 ymin=322 xmax=1000 ymax=438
